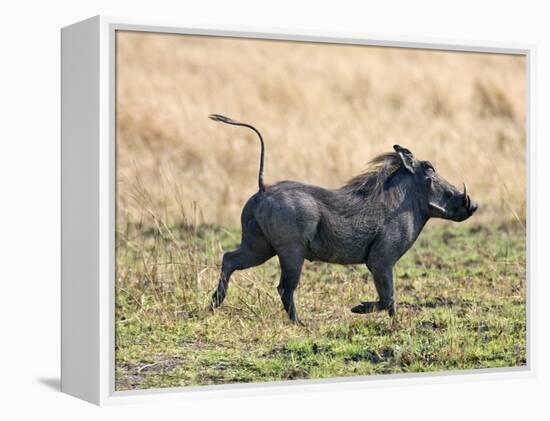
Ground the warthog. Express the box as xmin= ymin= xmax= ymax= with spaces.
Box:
xmin=209 ymin=114 xmax=478 ymax=325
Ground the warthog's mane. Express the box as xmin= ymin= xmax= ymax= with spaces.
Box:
xmin=340 ymin=152 xmax=403 ymax=196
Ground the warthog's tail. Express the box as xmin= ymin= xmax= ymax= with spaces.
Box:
xmin=209 ymin=114 xmax=266 ymax=193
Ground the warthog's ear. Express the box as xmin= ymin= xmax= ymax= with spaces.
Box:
xmin=393 ymin=144 xmax=416 ymax=174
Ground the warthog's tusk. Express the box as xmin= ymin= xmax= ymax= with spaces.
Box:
xmin=463 ymin=182 xmax=471 ymax=208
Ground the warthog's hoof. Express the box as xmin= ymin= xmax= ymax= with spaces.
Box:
xmin=291 ymin=318 xmax=306 ymax=327
xmin=209 ymin=299 xmax=217 ymax=311
xmin=351 ymin=301 xmax=396 ymax=316
xmin=351 ymin=302 xmax=377 ymax=314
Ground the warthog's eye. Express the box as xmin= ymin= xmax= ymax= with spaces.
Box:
xmin=422 ymin=161 xmax=435 ymax=173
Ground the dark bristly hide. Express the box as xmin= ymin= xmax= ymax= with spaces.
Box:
xmin=209 ymin=115 xmax=478 ymax=325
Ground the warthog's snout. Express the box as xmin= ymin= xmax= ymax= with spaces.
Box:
xmin=453 ymin=182 xmax=479 ymax=221
xmin=429 ymin=182 xmax=479 ymax=222
xmin=462 ymin=183 xmax=479 ymax=219
xmin=463 ymin=183 xmax=479 ymax=216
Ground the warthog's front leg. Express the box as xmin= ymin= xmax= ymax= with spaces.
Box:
xmin=351 ymin=265 xmax=396 ymax=317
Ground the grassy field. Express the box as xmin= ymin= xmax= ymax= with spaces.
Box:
xmin=115 ymin=220 xmax=525 ymax=390
xmin=115 ymin=32 xmax=527 ymax=390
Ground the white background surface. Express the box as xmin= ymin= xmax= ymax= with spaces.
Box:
xmin=0 ymin=0 xmax=548 ymax=419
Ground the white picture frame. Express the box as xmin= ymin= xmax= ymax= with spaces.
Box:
xmin=61 ymin=15 xmax=536 ymax=406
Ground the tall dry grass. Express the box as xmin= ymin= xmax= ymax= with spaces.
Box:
xmin=116 ymin=31 xmax=526 ymax=227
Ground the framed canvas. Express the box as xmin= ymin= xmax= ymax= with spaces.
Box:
xmin=61 ymin=15 xmax=535 ymax=405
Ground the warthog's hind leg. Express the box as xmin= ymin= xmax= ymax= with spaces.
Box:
xmin=211 ymin=215 xmax=274 ymax=309
xmin=211 ymin=244 xmax=274 ymax=309
xmin=276 ymin=248 xmax=305 ymax=326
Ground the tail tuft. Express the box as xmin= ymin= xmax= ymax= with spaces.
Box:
xmin=209 ymin=114 xmax=236 ymax=124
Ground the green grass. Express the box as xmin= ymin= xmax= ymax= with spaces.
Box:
xmin=115 ymin=221 xmax=526 ymax=390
